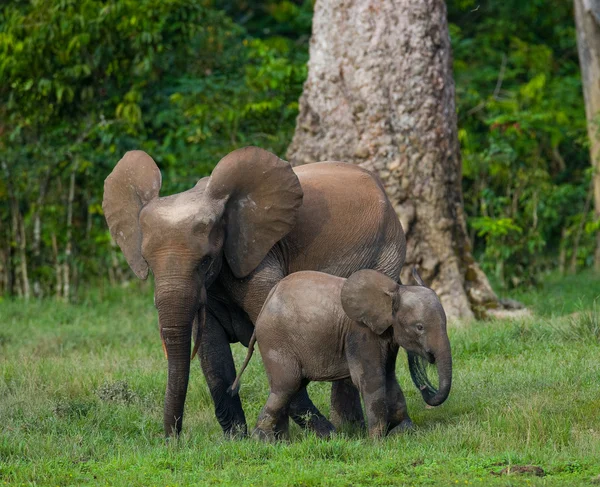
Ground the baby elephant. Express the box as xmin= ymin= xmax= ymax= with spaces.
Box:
xmin=230 ymin=268 xmax=452 ymax=440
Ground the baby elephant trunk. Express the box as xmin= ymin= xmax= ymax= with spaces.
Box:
xmin=408 ymin=336 xmax=452 ymax=407
xmin=228 ymin=331 xmax=257 ymax=396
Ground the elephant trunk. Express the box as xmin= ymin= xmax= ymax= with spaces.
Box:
xmin=156 ymin=283 xmax=202 ymax=437
xmin=408 ymin=336 xmax=452 ymax=407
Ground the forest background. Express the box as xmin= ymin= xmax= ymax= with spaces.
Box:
xmin=0 ymin=0 xmax=592 ymax=300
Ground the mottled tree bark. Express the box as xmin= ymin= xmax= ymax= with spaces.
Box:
xmin=574 ymin=0 xmax=600 ymax=272
xmin=287 ymin=0 xmax=498 ymax=320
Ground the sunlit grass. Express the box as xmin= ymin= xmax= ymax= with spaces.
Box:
xmin=1 ymin=276 xmax=599 ymax=486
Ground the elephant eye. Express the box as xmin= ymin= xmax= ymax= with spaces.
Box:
xmin=416 ymin=323 xmax=424 ymax=332
xmin=199 ymin=256 xmax=212 ymax=270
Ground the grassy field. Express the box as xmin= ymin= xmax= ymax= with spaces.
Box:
xmin=1 ymin=273 xmax=600 ymax=486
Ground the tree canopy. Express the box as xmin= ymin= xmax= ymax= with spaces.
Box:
xmin=0 ymin=0 xmax=592 ymax=298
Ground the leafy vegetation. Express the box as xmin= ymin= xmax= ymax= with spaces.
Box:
xmin=0 ymin=0 xmax=310 ymax=299
xmin=0 ymin=0 xmax=595 ymax=297
xmin=1 ymin=274 xmax=600 ymax=486
xmin=449 ymin=0 xmax=591 ymax=287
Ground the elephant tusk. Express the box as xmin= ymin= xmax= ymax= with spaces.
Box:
xmin=162 ymin=340 xmax=169 ymax=360
xmin=159 ymin=323 xmax=168 ymax=360
xmin=190 ymin=340 xmax=200 ymax=361
xmin=190 ymin=304 xmax=205 ymax=360
xmin=162 ymin=338 xmax=169 ymax=360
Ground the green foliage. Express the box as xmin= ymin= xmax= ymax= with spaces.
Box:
xmin=508 ymin=269 xmax=600 ymax=316
xmin=0 ymin=0 xmax=595 ymax=297
xmin=1 ymin=278 xmax=600 ymax=485
xmin=449 ymin=1 xmax=592 ymax=287
xmin=0 ymin=0 xmax=309 ymax=298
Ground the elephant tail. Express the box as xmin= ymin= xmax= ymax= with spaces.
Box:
xmin=228 ymin=284 xmax=278 ymax=396
xmin=228 ymin=331 xmax=257 ymax=397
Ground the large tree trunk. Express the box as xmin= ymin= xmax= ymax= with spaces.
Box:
xmin=574 ymin=0 xmax=600 ymax=272
xmin=287 ymin=0 xmax=498 ymax=320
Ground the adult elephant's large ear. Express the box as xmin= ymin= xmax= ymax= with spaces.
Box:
xmin=206 ymin=147 xmax=303 ymax=278
xmin=341 ymin=270 xmax=399 ymax=335
xmin=102 ymin=151 xmax=162 ymax=280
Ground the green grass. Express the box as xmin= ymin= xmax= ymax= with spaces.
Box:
xmin=507 ymin=269 xmax=600 ymax=317
xmin=1 ymin=276 xmax=600 ymax=486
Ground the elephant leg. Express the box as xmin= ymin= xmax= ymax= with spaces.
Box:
xmin=386 ymin=374 xmax=413 ymax=433
xmin=330 ymin=378 xmax=365 ymax=429
xmin=254 ymin=390 xmax=294 ymax=442
xmin=254 ymin=364 xmax=300 ymax=442
xmin=289 ymin=386 xmax=336 ymax=438
xmin=198 ymin=309 xmax=247 ymax=437
xmin=385 ymin=350 xmax=413 ymax=435
xmin=349 ymin=366 xmax=388 ymax=438
xmin=274 ymin=408 xmax=291 ymax=441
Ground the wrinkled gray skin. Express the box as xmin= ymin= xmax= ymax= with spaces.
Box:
xmin=102 ymin=146 xmax=412 ymax=437
xmin=232 ymin=269 xmax=452 ymax=440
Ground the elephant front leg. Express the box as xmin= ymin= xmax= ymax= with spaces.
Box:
xmin=350 ymin=366 xmax=388 ymax=438
xmin=198 ymin=310 xmax=247 ymax=437
xmin=363 ymin=389 xmax=388 ymax=438
xmin=330 ymin=378 xmax=365 ymax=430
xmin=288 ymin=386 xmax=336 ymax=438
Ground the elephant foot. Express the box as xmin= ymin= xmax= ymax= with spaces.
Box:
xmin=388 ymin=418 xmax=415 ymax=436
xmin=252 ymin=427 xmax=290 ymax=442
xmin=291 ymin=410 xmax=336 ymax=438
xmin=306 ymin=414 xmax=336 ymax=439
xmin=252 ymin=427 xmax=276 ymax=442
xmin=223 ymin=422 xmax=248 ymax=440
xmin=331 ymin=413 xmax=365 ymax=431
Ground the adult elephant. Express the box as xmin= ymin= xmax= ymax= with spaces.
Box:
xmin=103 ymin=146 xmax=413 ymax=437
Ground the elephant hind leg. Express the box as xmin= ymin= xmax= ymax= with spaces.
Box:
xmin=330 ymin=378 xmax=365 ymax=431
xmin=199 ymin=309 xmax=248 ymax=437
xmin=386 ymin=374 xmax=413 ymax=432
xmin=254 ymin=391 xmax=293 ymax=442
xmin=289 ymin=385 xmax=336 ymax=439
xmin=254 ymin=365 xmax=302 ymax=443
xmin=385 ymin=351 xmax=413 ymax=434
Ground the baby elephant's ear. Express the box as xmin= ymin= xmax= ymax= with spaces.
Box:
xmin=341 ymin=270 xmax=399 ymax=335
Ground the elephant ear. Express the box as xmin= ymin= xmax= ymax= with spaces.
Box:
xmin=341 ymin=269 xmax=400 ymax=335
xmin=102 ymin=150 xmax=162 ymax=280
xmin=206 ymin=147 xmax=303 ymax=278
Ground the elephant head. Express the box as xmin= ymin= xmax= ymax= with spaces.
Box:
xmin=102 ymin=147 xmax=303 ymax=436
xmin=340 ymin=268 xmax=452 ymax=407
